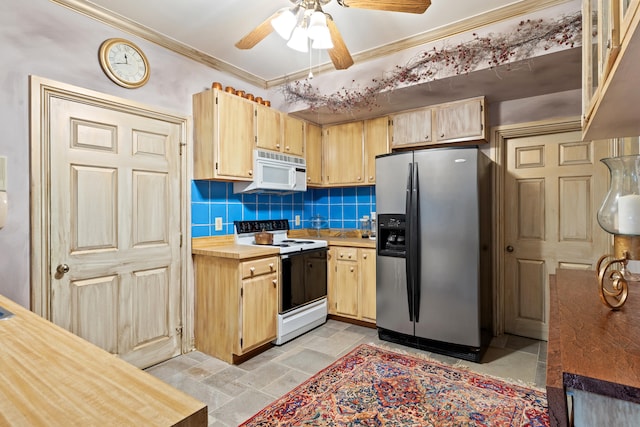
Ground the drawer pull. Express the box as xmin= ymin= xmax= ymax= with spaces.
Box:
xmin=363 ymin=254 xmax=368 ymax=259
xmin=350 ymin=267 xmax=354 ymax=272
xmin=269 ymin=263 xmax=274 ymax=270
xmin=272 ymin=279 xmax=277 ymax=287
xmin=250 ymin=267 xmax=255 ymax=274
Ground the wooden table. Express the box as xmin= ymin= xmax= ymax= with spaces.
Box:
xmin=547 ymin=269 xmax=640 ymax=426
xmin=0 ymin=295 xmax=207 ymax=426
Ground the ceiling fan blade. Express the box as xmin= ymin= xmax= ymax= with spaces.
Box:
xmin=337 ymin=0 xmax=431 ymax=14
xmin=326 ymin=17 xmax=354 ymax=70
xmin=235 ymin=10 xmax=281 ymax=49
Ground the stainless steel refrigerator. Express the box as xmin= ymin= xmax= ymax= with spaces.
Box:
xmin=375 ymin=147 xmax=492 ymax=362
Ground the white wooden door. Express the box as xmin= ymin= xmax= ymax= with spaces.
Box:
xmin=49 ymin=96 xmax=182 ymax=368
xmin=504 ymin=132 xmax=609 ymax=340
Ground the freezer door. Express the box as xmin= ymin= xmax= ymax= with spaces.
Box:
xmin=375 ymin=152 xmax=413 ymax=214
xmin=375 ymin=152 xmax=414 ymax=336
xmin=414 ymin=148 xmax=481 ymax=347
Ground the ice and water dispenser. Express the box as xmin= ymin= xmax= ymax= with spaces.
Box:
xmin=377 ymin=214 xmax=406 ymax=257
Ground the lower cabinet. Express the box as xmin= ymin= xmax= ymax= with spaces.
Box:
xmin=328 ymin=246 xmax=376 ymax=324
xmin=194 ymin=254 xmax=278 ymax=363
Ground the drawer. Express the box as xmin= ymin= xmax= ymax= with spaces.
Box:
xmin=242 ymin=256 xmax=279 ymax=279
xmin=335 ymin=247 xmax=358 ymax=261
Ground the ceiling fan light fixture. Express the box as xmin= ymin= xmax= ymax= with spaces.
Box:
xmin=272 ymin=8 xmax=297 ymax=39
xmin=287 ymin=26 xmax=309 ymax=52
xmin=311 ymin=26 xmax=333 ymax=49
xmin=306 ymin=10 xmax=327 ymax=40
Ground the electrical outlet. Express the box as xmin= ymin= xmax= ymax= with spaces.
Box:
xmin=215 ymin=217 xmax=223 ymax=231
xmin=295 ymin=215 xmax=300 ymax=226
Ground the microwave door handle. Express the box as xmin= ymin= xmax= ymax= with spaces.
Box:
xmin=290 ymin=167 xmax=296 ymax=189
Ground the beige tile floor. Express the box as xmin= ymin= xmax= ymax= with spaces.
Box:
xmin=145 ymin=320 xmax=547 ymax=426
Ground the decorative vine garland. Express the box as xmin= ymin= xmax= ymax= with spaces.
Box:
xmin=281 ymin=12 xmax=582 ymax=113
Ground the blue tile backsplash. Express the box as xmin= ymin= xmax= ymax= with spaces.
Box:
xmin=191 ymin=181 xmax=376 ymax=237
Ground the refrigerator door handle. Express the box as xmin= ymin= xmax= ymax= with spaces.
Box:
xmin=412 ymin=161 xmax=421 ymax=322
xmin=405 ymin=162 xmax=414 ymax=322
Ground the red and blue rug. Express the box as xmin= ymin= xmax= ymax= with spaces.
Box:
xmin=240 ymin=344 xmax=549 ymax=426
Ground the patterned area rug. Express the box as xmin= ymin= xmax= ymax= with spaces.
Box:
xmin=240 ymin=344 xmax=549 ymax=426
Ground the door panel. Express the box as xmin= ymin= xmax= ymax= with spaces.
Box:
xmin=504 ymin=132 xmax=609 ymax=340
xmin=49 ymin=96 xmax=182 ymax=369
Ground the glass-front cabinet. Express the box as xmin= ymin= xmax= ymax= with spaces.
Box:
xmin=582 ymin=0 xmax=640 ymax=140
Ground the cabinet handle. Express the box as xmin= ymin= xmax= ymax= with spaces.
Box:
xmin=250 ymin=267 xmax=255 ymax=274
xmin=285 ymin=146 xmax=290 ymax=151
xmin=440 ymin=133 xmax=444 ymax=138
xmin=307 ymin=177 xmax=311 ymax=182
xmin=363 ymin=254 xmax=368 ymax=259
xmin=272 ymin=279 xmax=277 ymax=287
xmin=276 ymin=143 xmax=280 ymax=149
xmin=269 ymin=263 xmax=274 ymax=270
xmin=357 ymin=176 xmax=361 ymax=181
xmin=340 ymin=253 xmax=344 ymax=258
xmin=248 ymin=170 xmax=253 ymax=176
xmin=350 ymin=267 xmax=354 ymax=272
xmin=348 ymin=254 xmax=352 ymax=259
xmin=369 ymin=176 xmax=374 ymax=181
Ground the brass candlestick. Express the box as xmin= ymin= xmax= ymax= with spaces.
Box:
xmin=596 ymin=235 xmax=640 ymax=309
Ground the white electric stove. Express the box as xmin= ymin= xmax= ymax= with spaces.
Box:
xmin=234 ymin=220 xmax=328 ymax=345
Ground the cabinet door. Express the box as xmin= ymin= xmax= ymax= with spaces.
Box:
xmin=359 ymin=249 xmax=376 ymax=323
xmin=324 ymin=122 xmax=364 ymax=185
xmin=283 ymin=115 xmax=305 ymax=156
xmin=434 ymin=97 xmax=486 ymax=144
xmin=255 ymin=103 xmax=282 ymax=152
xmin=217 ymin=91 xmax=255 ymax=179
xmin=306 ymin=123 xmax=323 ymax=186
xmin=364 ymin=117 xmax=390 ymax=184
xmin=241 ymin=273 xmax=278 ymax=351
xmin=391 ymin=108 xmax=432 ymax=148
xmin=334 ymin=259 xmax=359 ymax=318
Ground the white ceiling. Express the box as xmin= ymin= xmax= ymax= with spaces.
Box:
xmin=54 ymin=0 xmax=582 ymax=123
xmin=59 ymin=0 xmax=575 ymax=84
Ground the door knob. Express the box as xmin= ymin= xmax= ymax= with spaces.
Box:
xmin=506 ymin=245 xmax=514 ymax=253
xmin=56 ymin=264 xmax=70 ymax=275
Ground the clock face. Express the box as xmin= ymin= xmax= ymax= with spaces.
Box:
xmin=99 ymin=38 xmax=150 ymax=88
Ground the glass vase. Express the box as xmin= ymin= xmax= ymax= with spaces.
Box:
xmin=598 ymin=155 xmax=640 ymax=235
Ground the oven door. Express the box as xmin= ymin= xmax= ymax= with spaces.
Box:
xmin=280 ymin=248 xmax=328 ymax=314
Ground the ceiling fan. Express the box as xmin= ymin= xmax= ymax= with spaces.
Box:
xmin=235 ymin=0 xmax=432 ymax=71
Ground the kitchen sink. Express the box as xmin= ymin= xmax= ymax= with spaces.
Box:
xmin=0 ymin=306 xmax=14 ymax=320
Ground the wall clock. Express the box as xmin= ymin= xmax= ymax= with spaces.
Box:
xmin=99 ymin=38 xmax=150 ymax=89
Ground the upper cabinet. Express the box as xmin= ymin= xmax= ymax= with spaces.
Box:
xmin=255 ymin=103 xmax=282 ymax=153
xmin=324 ymin=122 xmax=365 ymax=186
xmin=391 ymin=108 xmax=432 ymax=149
xmin=193 ymin=89 xmax=254 ymax=181
xmin=282 ymin=115 xmax=305 ymax=156
xmin=434 ymin=97 xmax=487 ymax=144
xmin=305 ymin=123 xmax=323 ymax=186
xmin=582 ymin=0 xmax=640 ymax=140
xmin=390 ymin=97 xmax=487 ymax=149
xmin=364 ymin=117 xmax=390 ymax=184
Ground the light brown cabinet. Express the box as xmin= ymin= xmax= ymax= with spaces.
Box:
xmin=305 ymin=122 xmax=323 ymax=186
xmin=323 ymin=122 xmax=365 ymax=186
xmin=434 ymin=97 xmax=487 ymax=144
xmin=194 ymin=254 xmax=278 ymax=364
xmin=364 ymin=117 xmax=390 ymax=184
xmin=255 ymin=103 xmax=282 ymax=153
xmin=283 ymin=115 xmax=305 ymax=156
xmin=193 ymin=89 xmax=254 ymax=180
xmin=582 ymin=0 xmax=640 ymax=139
xmin=328 ymin=246 xmax=376 ymax=324
xmin=391 ymin=108 xmax=433 ymax=148
xmin=390 ymin=97 xmax=487 ymax=148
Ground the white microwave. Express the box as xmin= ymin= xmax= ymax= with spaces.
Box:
xmin=233 ymin=149 xmax=307 ymax=194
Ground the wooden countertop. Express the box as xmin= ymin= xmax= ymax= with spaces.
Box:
xmin=0 ymin=295 xmax=207 ymax=426
xmin=547 ymin=269 xmax=640 ymax=425
xmin=192 ymin=231 xmax=376 ymax=258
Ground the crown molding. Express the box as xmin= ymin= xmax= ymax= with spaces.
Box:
xmin=51 ymin=0 xmax=574 ymax=89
